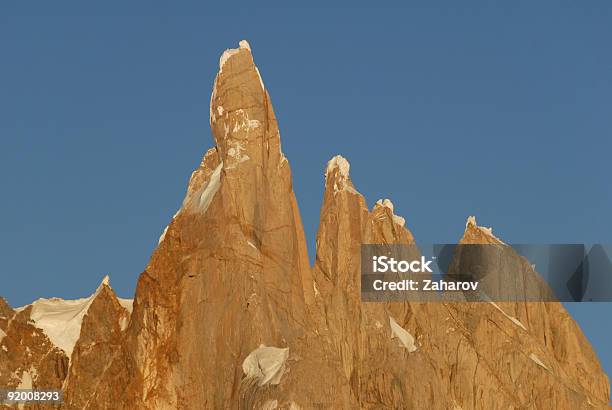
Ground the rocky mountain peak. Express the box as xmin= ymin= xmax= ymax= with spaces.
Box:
xmin=209 ymin=40 xmax=284 ymax=174
xmin=0 ymin=41 xmax=608 ymax=409
xmin=462 ymin=215 xmax=504 ymax=244
xmin=373 ymin=198 xmax=406 ymax=227
xmin=324 ymin=155 xmax=359 ymax=196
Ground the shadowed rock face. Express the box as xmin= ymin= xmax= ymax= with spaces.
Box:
xmin=1 ymin=42 xmax=609 ymax=409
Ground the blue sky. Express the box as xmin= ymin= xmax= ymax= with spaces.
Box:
xmin=1 ymin=1 xmax=611 ymax=379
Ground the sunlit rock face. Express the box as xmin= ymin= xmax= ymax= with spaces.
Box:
xmin=0 ymin=297 xmax=69 ymax=406
xmin=1 ymin=41 xmax=608 ymax=409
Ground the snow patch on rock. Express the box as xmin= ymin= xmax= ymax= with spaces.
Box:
xmin=466 ymin=215 xmax=477 ymax=229
xmin=325 ymin=155 xmax=360 ymax=195
xmin=219 ymin=49 xmax=239 ymax=70
xmin=119 ymin=316 xmax=129 ymax=332
xmin=182 ymin=163 xmax=223 ymax=214
xmin=242 ymin=344 xmax=289 ymax=386
xmin=231 ymin=109 xmax=260 ymax=134
xmin=389 ymin=316 xmax=417 ymax=352
xmin=529 ymin=353 xmax=550 ymax=371
xmin=465 ymin=215 xmax=504 ymax=243
xmin=392 ymin=215 xmax=406 ymax=227
xmin=377 ymin=198 xmax=394 ymax=212
xmin=239 ymin=39 xmax=251 ymax=51
xmin=376 ymin=199 xmax=406 ymax=227
xmin=255 ymin=67 xmax=266 ymax=90
xmin=313 ymin=280 xmax=320 ymax=298
xmin=20 ymin=276 xmax=129 ymax=358
xmin=219 ymin=39 xmax=251 ymax=71
xmin=226 ymin=140 xmax=250 ymax=167
xmin=325 ymin=155 xmax=350 ymax=180
xmin=158 ymin=226 xmax=169 ymax=245
xmin=488 ymin=301 xmax=527 ymax=331
xmin=209 ymin=76 xmax=219 ymax=125
xmin=17 ymin=367 xmax=34 ymax=389
xmin=118 ymin=298 xmax=133 ymax=314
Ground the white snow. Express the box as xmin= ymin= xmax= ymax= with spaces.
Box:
xmin=529 ymin=353 xmax=549 ymax=371
xmin=182 ymin=163 xmax=223 ymax=214
xmin=239 ymin=39 xmax=251 ymax=51
xmin=325 ymin=155 xmax=361 ymax=195
xmin=209 ymin=76 xmax=219 ymax=125
xmin=465 ymin=215 xmax=504 ymax=243
xmin=219 ymin=40 xmax=251 ymax=71
xmin=466 ymin=215 xmax=477 ymax=229
xmin=377 ymin=198 xmax=394 ymax=212
xmin=20 ymin=276 xmax=133 ymax=358
xmin=488 ymin=301 xmax=527 ymax=331
xmin=17 ymin=367 xmax=34 ymax=389
xmin=219 ymin=48 xmax=240 ymax=71
xmin=242 ymin=344 xmax=289 ymax=386
xmin=15 ymin=367 xmax=35 ymax=409
xmin=392 ymin=215 xmax=406 ymax=227
xmin=247 ymin=240 xmax=257 ymax=250
xmin=118 ymin=298 xmax=133 ymax=314
xmin=313 ymin=280 xmax=320 ymax=298
xmin=376 ymin=199 xmax=406 ymax=227
xmin=226 ymin=148 xmax=250 ymax=169
xmin=389 ymin=316 xmax=417 ymax=352
xmin=479 ymin=226 xmax=494 ymax=235
xmin=158 ymin=225 xmax=169 ymax=245
xmin=255 ymin=67 xmax=266 ymax=90
xmin=1 ymin=345 xmax=7 ymax=352
xmin=119 ymin=316 xmax=129 ymax=332
xmin=325 ymin=155 xmax=350 ymax=180
xmin=212 ymin=40 xmax=261 ymax=122
xmin=231 ymin=109 xmax=260 ymax=134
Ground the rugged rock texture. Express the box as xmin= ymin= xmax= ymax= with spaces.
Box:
xmin=0 ymin=279 xmax=131 ymax=410
xmin=454 ymin=221 xmax=610 ymax=407
xmin=85 ymin=40 xmax=353 ymax=410
xmin=313 ymin=162 xmax=610 ymax=408
xmin=62 ymin=283 xmax=131 ymax=410
xmin=0 ymin=298 xmax=68 ymax=409
xmin=1 ymin=41 xmax=609 ymax=409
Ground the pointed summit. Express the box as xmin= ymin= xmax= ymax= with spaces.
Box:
xmin=20 ymin=41 xmax=607 ymax=409
xmin=374 ymin=198 xmax=406 ymax=227
xmin=324 ymin=155 xmax=359 ymax=196
xmin=462 ymin=215 xmax=504 ymax=244
xmin=209 ymin=40 xmax=283 ymax=172
xmin=325 ymin=155 xmax=350 ymax=180
xmin=219 ymin=39 xmax=253 ymax=71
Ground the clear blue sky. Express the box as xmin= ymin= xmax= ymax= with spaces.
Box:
xmin=1 ymin=1 xmax=611 ymax=380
